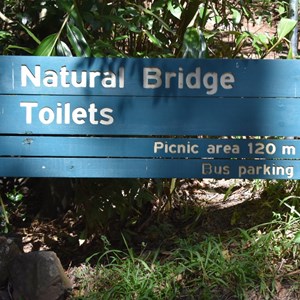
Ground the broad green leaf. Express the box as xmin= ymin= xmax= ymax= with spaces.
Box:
xmin=133 ymin=4 xmax=174 ymax=33
xmin=19 ymin=23 xmax=41 ymax=44
xmin=276 ymin=4 xmax=286 ymax=16
xmin=34 ymin=33 xmax=59 ymax=56
xmin=5 ymin=45 xmax=34 ymax=54
xmin=69 ymin=4 xmax=86 ymax=35
xmin=144 ymin=30 xmax=162 ymax=47
xmin=128 ymin=24 xmax=141 ymax=33
xmin=113 ymin=35 xmax=129 ymax=42
xmin=199 ymin=2 xmax=211 ymax=27
xmin=7 ymin=192 xmax=23 ymax=202
xmin=67 ymin=23 xmax=91 ymax=57
xmin=56 ymin=40 xmax=73 ymax=56
xmin=0 ymin=31 xmax=11 ymax=39
xmin=277 ymin=18 xmax=297 ymax=40
xmin=262 ymin=18 xmax=297 ymax=58
xmin=293 ymin=231 xmax=300 ymax=244
xmin=56 ymin=0 xmax=73 ymax=13
xmin=236 ymin=31 xmax=251 ymax=46
xmin=231 ymin=8 xmax=241 ymax=25
xmin=167 ymin=0 xmax=182 ymax=19
xmin=257 ymin=33 xmax=269 ymax=45
xmin=199 ymin=3 xmax=207 ymax=19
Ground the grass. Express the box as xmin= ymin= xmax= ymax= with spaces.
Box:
xmin=70 ymin=195 xmax=300 ymax=300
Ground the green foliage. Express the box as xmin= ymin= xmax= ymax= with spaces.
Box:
xmin=1 ymin=0 xmax=296 ymax=58
xmin=182 ymin=27 xmax=207 ymax=58
xmin=66 ymin=23 xmax=91 ymax=57
xmin=0 ymin=182 xmax=25 ymax=233
xmin=71 ymin=200 xmax=300 ymax=299
xmin=0 ymin=194 xmax=10 ymax=233
xmin=73 ymin=179 xmax=154 ymax=239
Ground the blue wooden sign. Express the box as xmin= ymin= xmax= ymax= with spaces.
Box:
xmin=1 ymin=56 xmax=300 ymax=179
xmin=0 ymin=96 xmax=299 ymax=136
xmin=0 ymin=136 xmax=298 ymax=159
xmin=1 ymin=56 xmax=300 ymax=97
xmin=0 ymin=157 xmax=297 ymax=179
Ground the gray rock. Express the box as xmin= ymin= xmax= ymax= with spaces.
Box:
xmin=9 ymin=251 xmax=72 ymax=300
xmin=0 ymin=236 xmax=21 ymax=287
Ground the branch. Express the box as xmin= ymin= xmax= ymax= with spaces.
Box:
xmin=0 ymin=11 xmax=14 ymax=24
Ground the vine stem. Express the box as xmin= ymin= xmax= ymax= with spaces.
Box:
xmin=0 ymin=194 xmax=9 ymax=225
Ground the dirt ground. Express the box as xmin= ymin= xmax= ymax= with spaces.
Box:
xmin=7 ymin=178 xmax=299 ymax=299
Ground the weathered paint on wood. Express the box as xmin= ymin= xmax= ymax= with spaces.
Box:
xmin=1 ymin=56 xmax=300 ymax=97
xmin=0 ymin=136 xmax=298 ymax=159
xmin=0 ymin=96 xmax=300 ymax=136
xmin=0 ymin=157 xmax=296 ymax=179
xmin=1 ymin=56 xmax=300 ymax=179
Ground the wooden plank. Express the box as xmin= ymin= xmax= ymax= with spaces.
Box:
xmin=1 ymin=56 xmax=300 ymax=179
xmin=1 ymin=56 xmax=300 ymax=97
xmin=0 ymin=157 xmax=297 ymax=179
xmin=0 ymin=136 xmax=299 ymax=159
xmin=1 ymin=96 xmax=300 ymax=136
